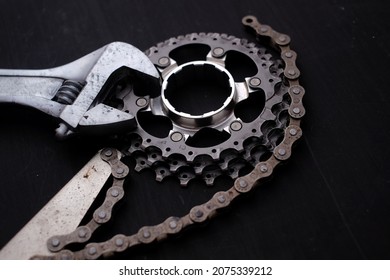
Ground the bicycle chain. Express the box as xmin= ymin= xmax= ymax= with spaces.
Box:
xmin=32 ymin=15 xmax=305 ymax=259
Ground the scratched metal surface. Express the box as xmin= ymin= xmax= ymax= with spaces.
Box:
xmin=0 ymin=0 xmax=389 ymax=259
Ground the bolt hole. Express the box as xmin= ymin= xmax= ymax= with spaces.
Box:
xmin=154 ymin=50 xmax=158 ymax=53
xmin=234 ymin=141 xmax=238 ymax=145
xmin=173 ymin=161 xmax=178 ymax=165
xmin=212 ymin=149 xmax=217 ymax=153
xmin=166 ymin=147 xmax=171 ymax=152
xmin=269 ymin=79 xmax=274 ymax=83
xmin=206 ymin=174 xmax=212 ymax=178
xmin=134 ymin=143 xmax=140 ymax=148
xmin=246 ymin=18 xmax=253 ymax=23
xmin=182 ymin=174 xmax=188 ymax=179
xmin=140 ymin=160 xmax=146 ymax=165
xmin=229 ymin=168 xmax=235 ymax=174
xmin=252 ymin=129 xmax=257 ymax=133
xmin=151 ymin=154 xmax=157 ymax=159
xmin=146 ymin=139 xmax=151 ymax=143
xmin=195 ymin=162 xmax=202 ymax=167
xmin=188 ymin=151 xmax=193 ymax=155
xmin=160 ymin=170 xmax=165 ymax=174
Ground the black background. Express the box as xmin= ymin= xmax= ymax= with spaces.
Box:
xmin=0 ymin=0 xmax=389 ymax=259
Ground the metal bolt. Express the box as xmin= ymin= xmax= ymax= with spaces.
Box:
xmin=289 ymin=128 xmax=298 ymax=136
xmin=288 ymin=69 xmax=296 ymax=76
xmin=230 ymin=121 xmax=242 ymax=131
xmin=111 ymin=189 xmax=120 ymax=197
xmin=98 ymin=210 xmax=106 ymax=219
xmin=169 ymin=220 xmax=177 ymax=229
xmin=212 ymin=47 xmax=224 ymax=57
xmin=171 ymin=132 xmax=183 ymax=142
xmin=217 ymin=195 xmax=226 ymax=203
xmin=116 ymin=167 xmax=124 ymax=174
xmin=51 ymin=238 xmax=60 ymax=247
xmin=292 ymin=87 xmax=301 ymax=94
xmin=260 ymin=165 xmax=268 ymax=173
xmin=143 ymin=230 xmax=151 ymax=238
xmin=285 ymin=51 xmax=293 ymax=58
xmin=195 ymin=209 xmax=204 ymax=218
xmin=115 ymin=238 xmax=124 ymax=247
xmin=249 ymin=77 xmax=261 ymax=87
xmin=158 ymin=57 xmax=170 ymax=66
xmin=78 ymin=228 xmax=87 ymax=238
xmin=136 ymin=97 xmax=148 ymax=107
xmin=279 ymin=35 xmax=287 ymax=42
xmin=238 ymin=179 xmax=248 ymax=188
xmin=278 ymin=148 xmax=286 ymax=156
xmin=104 ymin=149 xmax=113 ymax=157
xmin=293 ymin=107 xmax=301 ymax=114
xmin=88 ymin=246 xmax=97 ymax=255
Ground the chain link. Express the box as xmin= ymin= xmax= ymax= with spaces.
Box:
xmin=32 ymin=15 xmax=305 ymax=260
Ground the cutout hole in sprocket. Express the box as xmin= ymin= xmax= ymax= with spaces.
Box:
xmin=169 ymin=43 xmax=211 ymax=65
xmin=137 ymin=111 xmax=173 ymax=138
xmin=225 ymin=50 xmax=258 ymax=82
xmin=186 ymin=127 xmax=230 ymax=148
xmin=234 ymin=90 xmax=265 ymax=123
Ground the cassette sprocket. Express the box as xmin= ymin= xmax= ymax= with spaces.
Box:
xmin=124 ymin=32 xmax=291 ymax=186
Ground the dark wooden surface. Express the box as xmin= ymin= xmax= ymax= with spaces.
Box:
xmin=0 ymin=0 xmax=389 ymax=259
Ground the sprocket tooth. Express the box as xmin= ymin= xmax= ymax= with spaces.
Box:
xmin=267 ymin=128 xmax=286 ymax=149
xmin=193 ymin=155 xmax=214 ymax=175
xmin=219 ymin=149 xmax=241 ymax=171
xmin=134 ymin=155 xmax=150 ymax=172
xmin=249 ymin=144 xmax=272 ymax=164
xmin=243 ymin=136 xmax=263 ymax=161
xmin=227 ymin=159 xmax=248 ymax=179
xmin=127 ymin=134 xmax=143 ymax=153
xmin=177 ymin=168 xmax=196 ymax=187
xmin=145 ymin=147 xmax=163 ymax=165
xmin=203 ymin=174 xmax=217 ymax=186
xmin=167 ymin=155 xmax=187 ymax=172
xmin=152 ymin=162 xmax=172 ymax=182
xmin=202 ymin=165 xmax=223 ymax=186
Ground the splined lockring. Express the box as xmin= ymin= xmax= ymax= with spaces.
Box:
xmin=124 ymin=32 xmax=291 ymax=186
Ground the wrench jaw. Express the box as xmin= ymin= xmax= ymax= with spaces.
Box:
xmin=57 ymin=69 xmax=160 ymax=138
xmin=57 ymin=42 xmax=161 ymax=138
xmin=0 ymin=41 xmax=161 ymax=138
xmin=75 ymin=65 xmax=160 ymax=137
